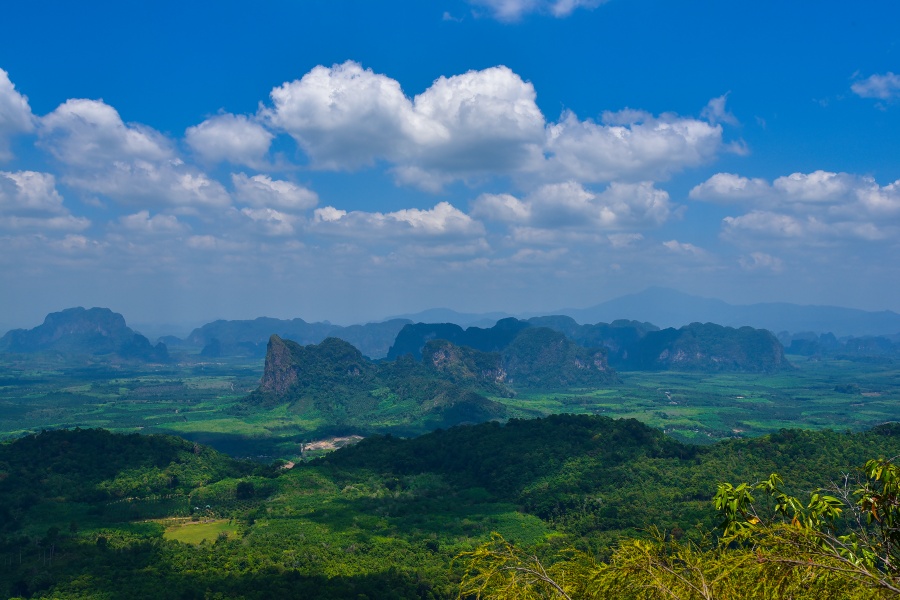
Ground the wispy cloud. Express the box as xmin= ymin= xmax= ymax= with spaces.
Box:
xmin=467 ymin=0 xmax=607 ymax=22
xmin=851 ymin=72 xmax=900 ymax=102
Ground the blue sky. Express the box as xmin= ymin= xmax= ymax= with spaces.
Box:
xmin=1 ymin=0 xmax=899 ymax=330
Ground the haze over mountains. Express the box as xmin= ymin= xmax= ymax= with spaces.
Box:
xmin=394 ymin=288 xmax=900 ymax=338
xmin=3 ymin=288 xmax=900 ymax=366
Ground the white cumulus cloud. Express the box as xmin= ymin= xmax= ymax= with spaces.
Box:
xmin=118 ymin=211 xmax=188 ymax=235
xmin=722 ymin=211 xmax=806 ymax=239
xmin=41 ymin=98 xmax=172 ymax=167
xmin=232 ymin=173 xmax=318 ymax=212
xmin=543 ymin=109 xmax=724 ymax=183
xmin=313 ymin=201 xmax=484 ymax=239
xmin=693 ymin=170 xmax=900 ymax=218
xmin=260 ymin=62 xmax=733 ymax=191
xmin=265 ymin=61 xmax=422 ymax=169
xmin=689 ymin=173 xmax=771 ymax=202
xmin=264 ymin=61 xmax=544 ymax=190
xmin=40 ymin=99 xmax=229 ymax=208
xmin=186 ymin=113 xmax=274 ymax=166
xmin=0 ymin=69 xmax=35 ymax=161
xmin=240 ymin=207 xmax=298 ymax=236
xmin=0 ymin=170 xmax=89 ymax=231
xmin=473 ymin=181 xmax=674 ymax=230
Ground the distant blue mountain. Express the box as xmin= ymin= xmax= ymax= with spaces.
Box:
xmin=555 ymin=287 xmax=900 ymax=337
xmin=0 ymin=307 xmax=168 ymax=362
xmin=385 ymin=308 xmax=512 ymax=328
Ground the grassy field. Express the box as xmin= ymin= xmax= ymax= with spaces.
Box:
xmin=1 ymin=353 xmax=897 ymax=456
xmin=163 ymin=519 xmax=240 ymax=545
xmin=498 ymin=356 xmax=900 ymax=444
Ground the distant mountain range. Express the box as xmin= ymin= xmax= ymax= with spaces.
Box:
xmin=396 ymin=288 xmax=900 ymax=338
xmin=4 ymin=288 xmax=898 ymax=364
xmin=386 ymin=308 xmax=511 ymax=328
xmin=552 ymin=287 xmax=900 ymax=337
xmin=184 ymin=317 xmax=411 ymax=359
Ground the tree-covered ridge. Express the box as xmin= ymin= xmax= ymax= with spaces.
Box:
xmin=2 ymin=422 xmax=900 ymax=598
xmin=0 ymin=307 xmax=168 ymax=362
xmin=320 ymin=416 xmax=900 ymax=546
xmin=0 ymin=428 xmax=251 ymax=534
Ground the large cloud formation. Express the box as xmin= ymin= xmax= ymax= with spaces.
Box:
xmin=473 ymin=181 xmax=674 ymax=230
xmin=40 ymin=99 xmax=229 ymax=209
xmin=0 ymin=61 xmax=748 ymax=322
xmin=0 ymin=170 xmax=88 ymax=231
xmin=264 ymin=62 xmax=546 ymax=190
xmin=691 ymin=170 xmax=900 ymax=242
xmin=263 ymin=61 xmax=727 ymax=191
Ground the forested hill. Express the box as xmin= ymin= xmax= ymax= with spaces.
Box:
xmin=321 ymin=415 xmax=900 ymax=539
xmin=246 ymin=335 xmax=508 ymax=432
xmin=248 ymin=328 xmax=616 ymax=432
xmin=0 ymin=428 xmax=250 ymax=533
xmin=0 ymin=307 xmax=168 ymax=362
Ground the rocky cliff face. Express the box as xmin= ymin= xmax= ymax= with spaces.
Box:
xmin=258 ymin=335 xmax=300 ymax=395
xmin=423 ymin=340 xmax=507 ymax=384
xmin=248 ymin=334 xmax=508 ymax=430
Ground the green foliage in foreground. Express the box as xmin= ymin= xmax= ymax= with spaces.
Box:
xmin=459 ymin=458 xmax=900 ymax=598
xmin=1 ymin=419 xmax=900 ymax=598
